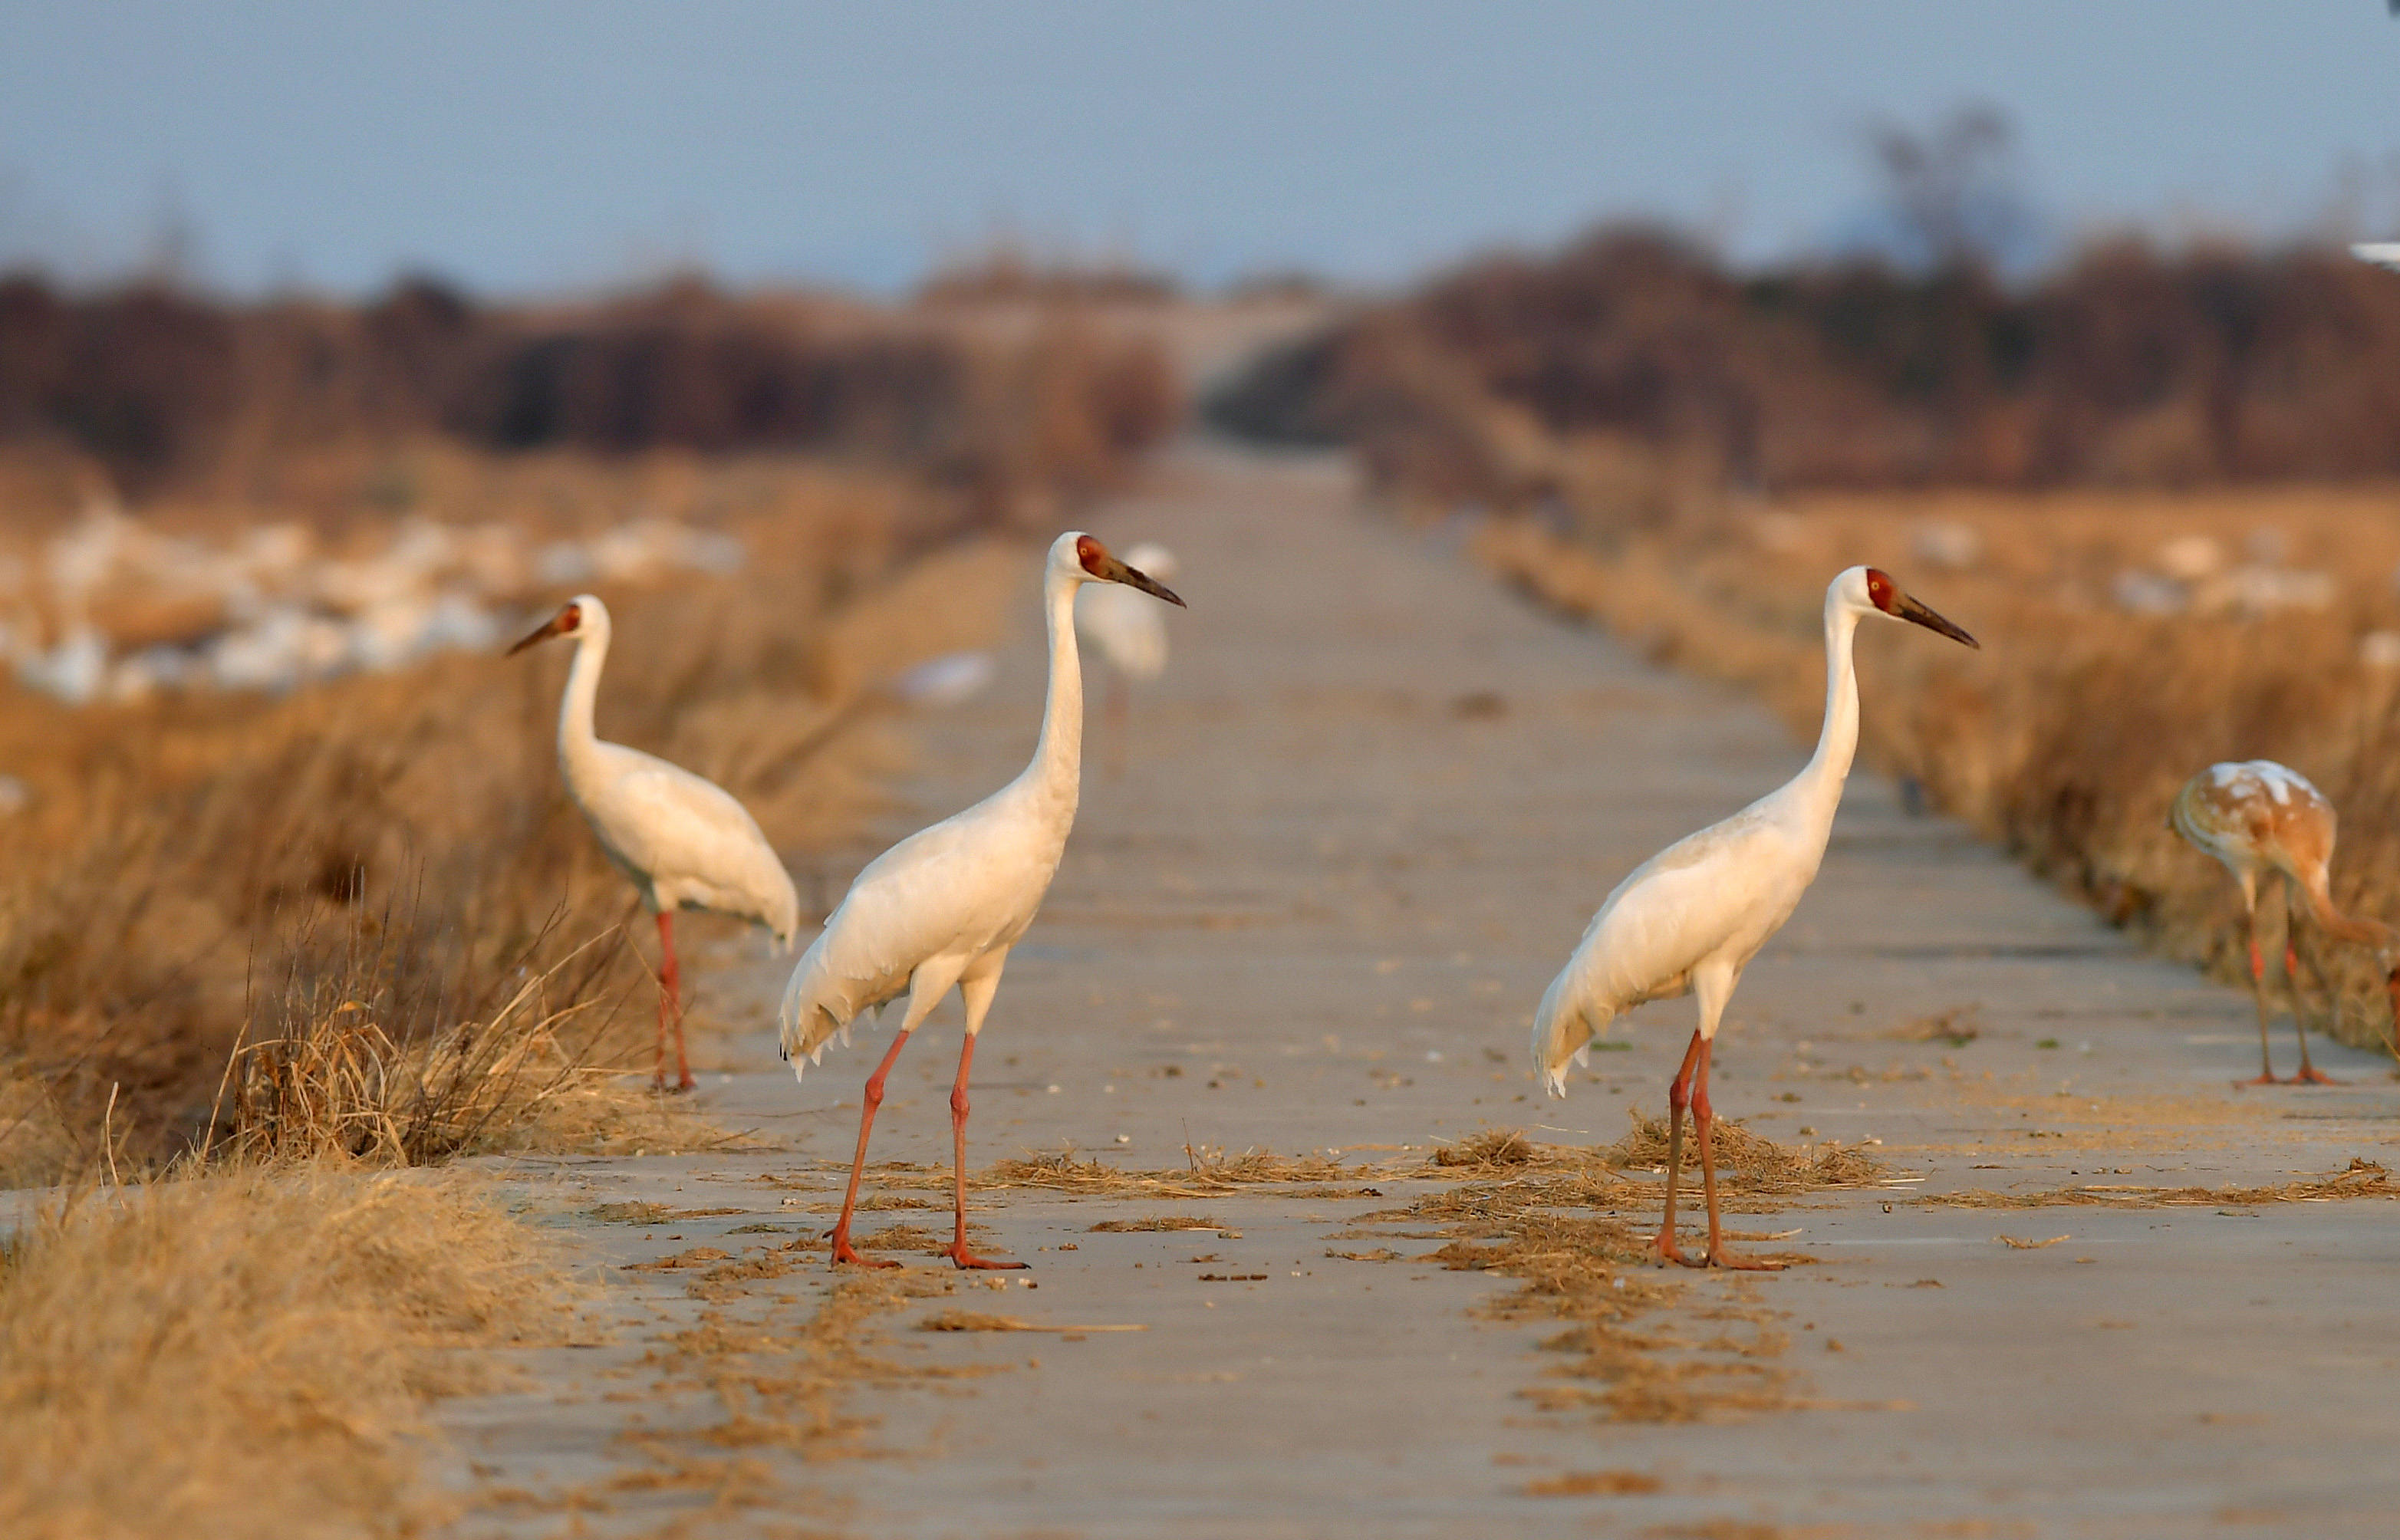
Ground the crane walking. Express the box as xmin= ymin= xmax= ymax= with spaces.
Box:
xmin=1533 ymin=567 xmax=1977 ymax=1269
xmin=510 ymin=594 xmax=799 ymax=1091
xmin=780 ymin=534 xmax=1184 ymax=1270
xmin=2169 ymin=760 xmax=2400 ymax=1084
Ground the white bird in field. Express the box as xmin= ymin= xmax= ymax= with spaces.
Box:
xmin=2169 ymin=760 xmax=2400 ymax=1085
xmin=780 ymin=533 xmax=1184 ymax=1270
xmin=2351 ymin=242 xmax=2400 ymax=272
xmin=509 ymin=594 xmax=799 ymax=1091
xmin=1533 ymin=567 xmax=1977 ymax=1270
xmin=1076 ymin=541 xmax=1177 ymax=772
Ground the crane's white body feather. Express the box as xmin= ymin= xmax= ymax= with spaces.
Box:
xmin=1533 ymin=568 xmax=1891 ymax=1097
xmin=546 ymin=596 xmax=799 ymax=946
xmin=782 ymin=532 xmax=1162 ymax=1078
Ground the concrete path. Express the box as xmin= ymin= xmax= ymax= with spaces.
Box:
xmin=446 ymin=443 xmax=2400 ymax=1539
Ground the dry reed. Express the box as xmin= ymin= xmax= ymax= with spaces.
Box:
xmin=0 ymin=449 xmax=1032 ymax=1180
xmin=0 ymin=1167 xmax=574 ymax=1539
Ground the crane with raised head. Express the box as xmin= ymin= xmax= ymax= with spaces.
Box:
xmin=509 ymin=594 xmax=799 ymax=1092
xmin=1533 ymin=566 xmax=1977 ymax=1270
xmin=780 ymin=533 xmax=1184 ymax=1270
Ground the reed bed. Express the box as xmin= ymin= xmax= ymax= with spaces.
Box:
xmin=0 ymin=1167 xmax=576 ymax=1539
xmin=0 ymin=441 xmax=1065 ymax=1185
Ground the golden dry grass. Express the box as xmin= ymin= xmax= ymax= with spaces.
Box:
xmin=0 ymin=447 xmax=1030 ymax=1181
xmin=1473 ymin=483 xmax=2400 ymax=1051
xmin=0 ymin=1167 xmax=575 ymax=1540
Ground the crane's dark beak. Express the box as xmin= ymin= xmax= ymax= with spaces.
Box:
xmin=1895 ymin=591 xmax=1978 ymax=649
xmin=507 ymin=610 xmax=571 ymax=656
xmin=1098 ymin=554 xmax=1186 ymax=608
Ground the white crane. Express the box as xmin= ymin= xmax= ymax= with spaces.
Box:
xmin=2351 ymin=242 xmax=2400 ymax=272
xmin=1533 ymin=567 xmax=1977 ymax=1270
xmin=1076 ymin=541 xmax=1177 ymax=773
xmin=780 ymin=533 xmax=1184 ymax=1270
xmin=509 ymin=594 xmax=800 ymax=1091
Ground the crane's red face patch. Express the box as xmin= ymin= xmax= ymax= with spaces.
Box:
xmin=1864 ymin=568 xmax=1897 ymax=614
xmin=1075 ymin=535 xmax=1108 ymax=575
xmin=559 ymin=601 xmax=582 ymax=632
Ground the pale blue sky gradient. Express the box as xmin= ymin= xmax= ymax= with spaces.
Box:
xmin=4 ymin=2 xmax=2398 ymax=295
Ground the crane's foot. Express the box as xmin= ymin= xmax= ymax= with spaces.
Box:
xmin=1651 ymin=1230 xmax=1703 ymax=1269
xmin=2232 ymin=1071 xmax=2279 ymax=1088
xmin=2287 ymin=1066 xmax=2345 ymax=1086
xmin=651 ymin=1074 xmax=698 ymax=1095
xmin=947 ymin=1243 xmax=1028 ymax=1272
xmin=1704 ymin=1246 xmax=1787 ymax=1272
xmin=830 ymin=1234 xmax=901 ymax=1270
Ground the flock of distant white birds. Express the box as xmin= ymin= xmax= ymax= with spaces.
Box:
xmin=0 ymin=505 xmax=742 ymax=706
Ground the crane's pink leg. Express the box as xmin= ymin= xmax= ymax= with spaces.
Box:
xmin=1651 ymin=1029 xmax=1707 ymax=1267
xmin=828 ymin=1027 xmax=914 ymax=1269
xmin=655 ymin=912 xmax=695 ymax=1093
xmin=2236 ymin=898 xmax=2280 ymax=1087
xmin=945 ymin=1033 xmax=1024 ymax=1270
xmin=2283 ymin=883 xmax=2342 ymax=1085
xmin=1693 ymin=1039 xmax=1782 ymax=1272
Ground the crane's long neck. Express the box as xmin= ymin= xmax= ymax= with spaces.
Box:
xmin=1019 ymin=568 xmax=1085 ymax=814
xmin=1789 ymin=597 xmax=1863 ymax=823
xmin=557 ymin=624 xmax=609 ymax=785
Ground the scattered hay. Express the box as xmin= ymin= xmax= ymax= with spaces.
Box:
xmin=1353 ymin=1173 xmax=1802 ymax=1423
xmin=1996 ymin=1235 xmax=2069 ymax=1250
xmin=917 ymin=1310 xmax=1145 ymax=1334
xmin=973 ymin=1146 xmax=1375 ymax=1200
xmin=1607 ymin=1110 xmax=1884 ymax=1193
xmin=1432 ymin=1128 xmax=1537 ymax=1169
xmin=1087 ymin=1215 xmax=1240 ymax=1236
xmin=588 ymin=1200 xmax=671 ymax=1224
xmin=0 ymin=1167 xmax=575 ymax=1540
xmin=1524 ymin=1469 xmax=1664 ymax=1497
xmin=858 ymin=1223 xmax=950 ymax=1255
xmin=1921 ymin=1157 xmax=2397 ymax=1211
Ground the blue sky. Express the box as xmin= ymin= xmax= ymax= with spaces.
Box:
xmin=4 ymin=2 xmax=2398 ymax=296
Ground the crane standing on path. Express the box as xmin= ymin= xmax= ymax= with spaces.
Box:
xmin=2168 ymin=760 xmax=2400 ymax=1084
xmin=1533 ymin=567 xmax=1977 ymax=1270
xmin=509 ymin=594 xmax=800 ymax=1092
xmin=780 ymin=533 xmax=1184 ymax=1271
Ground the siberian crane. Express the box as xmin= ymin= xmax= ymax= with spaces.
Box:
xmin=780 ymin=533 xmax=1184 ymax=1270
xmin=509 ymin=594 xmax=799 ymax=1091
xmin=1533 ymin=566 xmax=1977 ymax=1269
